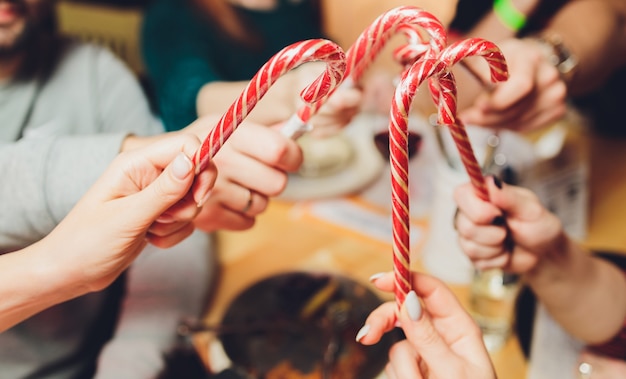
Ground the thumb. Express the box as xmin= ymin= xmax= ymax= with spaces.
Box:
xmin=399 ymin=291 xmax=455 ymax=374
xmin=487 ymin=176 xmax=540 ymax=219
xmin=135 ymin=152 xmax=196 ymax=219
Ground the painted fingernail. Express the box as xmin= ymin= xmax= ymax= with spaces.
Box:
xmin=405 ymin=291 xmax=422 ymax=322
xmin=492 ymin=215 xmax=506 ymax=226
xmin=172 ymin=153 xmax=193 ymax=180
xmin=355 ymin=324 xmax=370 ymax=342
xmin=492 ymin=175 xmax=503 ymax=189
xmin=368 ymin=273 xmax=386 ymax=283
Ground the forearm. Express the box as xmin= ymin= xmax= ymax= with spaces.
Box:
xmin=526 ymin=237 xmax=626 ymax=343
xmin=540 ymin=0 xmax=626 ymax=95
xmin=196 ymin=78 xmax=295 ymax=126
xmin=0 ymin=242 xmax=87 ymax=332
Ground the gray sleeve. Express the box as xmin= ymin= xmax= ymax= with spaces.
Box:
xmin=0 ymin=133 xmax=127 ymax=250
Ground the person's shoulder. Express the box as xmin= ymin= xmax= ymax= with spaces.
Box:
xmin=62 ymin=40 xmax=122 ymax=66
xmin=59 ymin=39 xmax=137 ymax=79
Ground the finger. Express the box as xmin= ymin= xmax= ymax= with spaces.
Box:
xmin=485 ymin=177 xmax=544 ymax=220
xmin=130 ymin=152 xmax=197 ymax=220
xmin=356 ymin=301 xmax=398 ymax=345
xmin=385 ymin=363 xmax=399 ymax=379
xmin=400 ymin=287 xmax=491 ymax=376
xmin=193 ymin=162 xmax=218 ymax=207
xmin=468 ymin=78 xmax=566 ymax=131
xmin=387 ymin=340 xmax=424 ymax=379
xmin=473 ymin=253 xmax=512 ymax=271
xmin=148 ymin=220 xmax=192 ymax=237
xmin=193 ymin=204 xmax=255 ymax=232
xmin=455 ymin=212 xmax=508 ymax=246
xmin=397 ymin=290 xmax=459 ymax=372
xmin=408 ymin=274 xmax=481 ymax=333
xmin=146 ymin=222 xmax=195 ymax=249
xmin=214 ymin=141 xmax=290 ymax=197
xmin=157 ymin=192 xmax=200 ymax=223
xmin=479 ymin=63 xmax=536 ymax=112
xmin=453 ymin=181 xmax=502 ymax=225
xmin=369 ymin=271 xmax=395 ymax=293
xmin=458 ymin=236 xmax=507 ymax=261
xmin=225 ymin=122 xmax=303 ymax=173
xmin=208 ymin=179 xmax=269 ymax=217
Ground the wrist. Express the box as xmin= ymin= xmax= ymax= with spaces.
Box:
xmin=527 ymin=33 xmax=579 ymax=84
xmin=524 ymin=231 xmax=576 ymax=285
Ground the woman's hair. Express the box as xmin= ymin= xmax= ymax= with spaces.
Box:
xmin=190 ymin=0 xmax=321 ymax=47
xmin=190 ymin=0 xmax=259 ymax=47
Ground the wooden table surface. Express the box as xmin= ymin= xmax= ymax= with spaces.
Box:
xmin=195 ymin=128 xmax=626 ymax=378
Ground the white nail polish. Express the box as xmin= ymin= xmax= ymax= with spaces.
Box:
xmin=405 ymin=291 xmax=422 ymax=321
xmin=355 ymin=324 xmax=370 ymax=342
xmin=368 ymin=272 xmax=386 ymax=283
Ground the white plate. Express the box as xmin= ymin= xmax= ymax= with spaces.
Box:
xmin=280 ymin=114 xmax=386 ymax=200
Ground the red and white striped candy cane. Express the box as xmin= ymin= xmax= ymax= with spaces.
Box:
xmin=194 ymin=39 xmax=346 ymax=173
xmin=389 ymin=58 xmax=450 ymax=308
xmin=281 ymin=6 xmax=446 ymax=139
xmin=430 ymin=38 xmax=509 ymax=200
xmin=393 ymin=24 xmax=431 ymax=72
xmin=345 ymin=6 xmax=446 ymax=82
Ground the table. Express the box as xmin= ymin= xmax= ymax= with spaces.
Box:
xmin=195 ymin=122 xmax=626 ymax=378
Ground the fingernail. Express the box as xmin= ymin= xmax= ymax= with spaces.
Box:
xmin=355 ymin=324 xmax=370 ymax=342
xmin=368 ymin=272 xmax=386 ymax=283
xmin=172 ymin=153 xmax=193 ymax=180
xmin=156 ymin=214 xmax=176 ymax=223
xmin=492 ymin=175 xmax=503 ymax=189
xmin=196 ymin=190 xmax=212 ymax=208
xmin=492 ymin=215 xmax=506 ymax=226
xmin=405 ymin=291 xmax=422 ymax=322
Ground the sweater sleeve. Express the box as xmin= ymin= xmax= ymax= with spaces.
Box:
xmin=0 ymin=133 xmax=127 ymax=251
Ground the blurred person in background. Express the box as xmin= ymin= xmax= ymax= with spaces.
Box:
xmin=0 ymin=0 xmax=303 ymax=377
xmin=1 ymin=134 xmax=217 ymax=333
xmin=141 ymin=0 xmax=362 ymax=135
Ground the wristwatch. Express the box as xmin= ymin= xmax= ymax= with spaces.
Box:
xmin=531 ymin=34 xmax=579 ymax=82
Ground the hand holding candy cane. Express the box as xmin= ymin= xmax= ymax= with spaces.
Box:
xmin=431 ymin=38 xmax=509 ymax=200
xmin=281 ymin=6 xmax=447 ymax=139
xmin=194 ymin=39 xmax=346 ymax=173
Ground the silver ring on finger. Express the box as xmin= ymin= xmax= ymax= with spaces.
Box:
xmin=240 ymin=189 xmax=254 ymax=214
xmin=578 ymin=362 xmax=593 ymax=379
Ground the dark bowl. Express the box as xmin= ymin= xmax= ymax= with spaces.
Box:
xmin=218 ymin=271 xmax=402 ymax=379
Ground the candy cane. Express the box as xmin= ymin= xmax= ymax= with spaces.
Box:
xmin=431 ymin=38 xmax=509 ymax=200
xmin=281 ymin=6 xmax=447 ymax=139
xmin=389 ymin=58 xmax=450 ymax=307
xmin=194 ymin=39 xmax=346 ymax=173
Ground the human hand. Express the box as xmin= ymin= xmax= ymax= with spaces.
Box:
xmin=358 ymin=271 xmax=496 ymax=379
xmin=453 ymin=176 xmax=565 ymax=273
xmin=292 ymin=62 xmax=363 ymax=138
xmin=45 ymin=133 xmax=217 ymax=292
xmin=576 ymin=350 xmax=626 ymax=379
xmin=458 ymin=38 xmax=568 ymax=132
xmin=307 ymin=83 xmax=362 ymax=137
xmin=360 ymin=70 xmax=397 ymax=115
xmin=193 ymin=121 xmax=303 ymax=231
